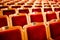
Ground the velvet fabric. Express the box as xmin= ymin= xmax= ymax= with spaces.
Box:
xmin=19 ymin=9 xmax=29 ymax=14
xmin=12 ymin=15 xmax=27 ymax=27
xmin=0 ymin=29 xmax=22 ymax=40
xmin=49 ymin=22 xmax=60 ymax=39
xmin=54 ymin=8 xmax=60 ymax=12
xmin=3 ymin=10 xmax=15 ymax=16
xmin=54 ymin=36 xmax=60 ymax=40
xmin=24 ymin=6 xmax=32 ymax=8
xmin=0 ymin=6 xmax=8 ymax=9
xmin=46 ymin=12 xmax=57 ymax=21
xmin=32 ymin=9 xmax=41 ymax=12
xmin=30 ymin=14 xmax=43 ymax=22
xmin=0 ymin=17 xmax=7 ymax=28
xmin=27 ymin=25 xmax=47 ymax=40
xmin=12 ymin=6 xmax=21 ymax=8
xmin=44 ymin=8 xmax=52 ymax=12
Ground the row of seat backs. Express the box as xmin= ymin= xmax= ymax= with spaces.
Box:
xmin=0 ymin=7 xmax=60 ymax=17
xmin=0 ymin=22 xmax=51 ymax=40
xmin=0 ymin=6 xmax=60 ymax=12
xmin=24 ymin=19 xmax=60 ymax=40
xmin=0 ymin=4 xmax=59 ymax=9
xmin=0 ymin=0 xmax=60 ymax=6
xmin=0 ymin=4 xmax=59 ymax=8
xmin=1 ymin=19 xmax=60 ymax=40
xmin=0 ymin=11 xmax=60 ymax=28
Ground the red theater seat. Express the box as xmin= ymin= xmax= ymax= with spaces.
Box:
xmin=46 ymin=12 xmax=57 ymax=21
xmin=49 ymin=21 xmax=60 ymax=39
xmin=54 ymin=36 xmax=60 ymax=40
xmin=7 ymin=2 xmax=15 ymax=5
xmin=54 ymin=8 xmax=60 ymax=12
xmin=32 ymin=8 xmax=41 ymax=12
xmin=24 ymin=23 xmax=47 ymax=40
xmin=44 ymin=8 xmax=52 ymax=12
xmin=0 ymin=6 xmax=8 ymax=9
xmin=12 ymin=6 xmax=21 ymax=9
xmin=10 ymin=14 xmax=28 ymax=27
xmin=24 ymin=5 xmax=32 ymax=8
xmin=0 ymin=26 xmax=23 ymax=40
xmin=0 ymin=15 xmax=8 ymax=28
xmin=19 ymin=9 xmax=29 ymax=14
xmin=3 ymin=10 xmax=15 ymax=16
xmin=30 ymin=13 xmax=44 ymax=23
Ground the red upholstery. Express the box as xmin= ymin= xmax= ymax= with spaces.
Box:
xmin=32 ymin=8 xmax=41 ymax=12
xmin=0 ymin=28 xmax=22 ymax=40
xmin=7 ymin=2 xmax=15 ymax=5
xmin=54 ymin=36 xmax=60 ymax=40
xmin=30 ymin=14 xmax=43 ymax=22
xmin=27 ymin=24 xmax=47 ymax=40
xmin=0 ymin=17 xmax=7 ymax=28
xmin=44 ymin=8 xmax=52 ymax=12
xmin=12 ymin=6 xmax=21 ymax=8
xmin=12 ymin=15 xmax=27 ymax=27
xmin=49 ymin=22 xmax=60 ymax=39
xmin=54 ymin=8 xmax=60 ymax=12
xmin=17 ymin=3 xmax=24 ymax=5
xmin=3 ymin=10 xmax=15 ymax=16
xmin=35 ymin=5 xmax=42 ymax=7
xmin=0 ymin=6 xmax=8 ymax=9
xmin=24 ymin=6 xmax=32 ymax=8
xmin=46 ymin=12 xmax=57 ymax=21
xmin=19 ymin=9 xmax=29 ymax=14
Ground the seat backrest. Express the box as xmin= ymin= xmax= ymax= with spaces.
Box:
xmin=49 ymin=21 xmax=60 ymax=39
xmin=0 ymin=15 xmax=9 ymax=28
xmin=32 ymin=8 xmax=41 ymax=12
xmin=44 ymin=8 xmax=52 ymax=12
xmin=46 ymin=12 xmax=57 ymax=21
xmin=24 ymin=23 xmax=47 ymax=40
xmin=7 ymin=2 xmax=15 ymax=5
xmin=29 ymin=13 xmax=44 ymax=23
xmin=3 ymin=10 xmax=15 ymax=16
xmin=54 ymin=8 xmax=60 ymax=12
xmin=24 ymin=5 xmax=32 ymax=8
xmin=0 ymin=26 xmax=24 ymax=40
xmin=12 ymin=6 xmax=21 ymax=9
xmin=0 ymin=6 xmax=8 ymax=9
xmin=9 ymin=14 xmax=28 ymax=27
xmin=19 ymin=9 xmax=29 ymax=14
